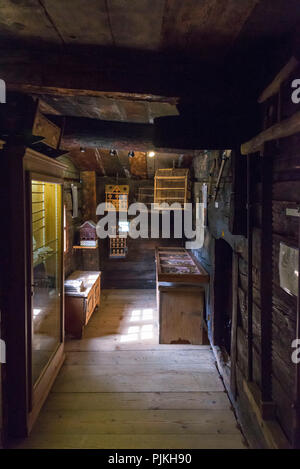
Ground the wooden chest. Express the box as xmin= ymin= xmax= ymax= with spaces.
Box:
xmin=158 ymin=283 xmax=208 ymax=345
xmin=155 ymin=247 xmax=209 ymax=345
xmin=65 ymin=271 xmax=101 ymax=339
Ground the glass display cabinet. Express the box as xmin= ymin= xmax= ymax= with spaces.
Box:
xmin=30 ymin=177 xmax=63 ymax=388
xmin=2 ymin=146 xmax=67 ymax=437
xmin=26 ymin=155 xmax=66 ymax=433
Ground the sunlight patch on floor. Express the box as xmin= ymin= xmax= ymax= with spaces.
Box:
xmin=120 ymin=309 xmax=155 ymax=342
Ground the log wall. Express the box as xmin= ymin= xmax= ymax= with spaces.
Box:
xmin=235 ymin=65 xmax=300 ymax=446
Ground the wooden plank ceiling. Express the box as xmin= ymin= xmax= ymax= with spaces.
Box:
xmin=0 ymin=0 xmax=258 ymax=53
xmin=69 ymin=148 xmax=193 ymax=179
xmin=1 ymin=0 xmax=300 ymax=176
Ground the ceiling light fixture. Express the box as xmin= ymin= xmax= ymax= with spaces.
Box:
xmin=80 ymin=147 xmax=85 ymax=153
xmin=110 ymin=149 xmax=117 ymax=156
xmin=128 ymin=151 xmax=135 ymax=158
xmin=148 ymin=151 xmax=155 ymax=157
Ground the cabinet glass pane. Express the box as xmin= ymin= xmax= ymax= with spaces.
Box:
xmin=31 ymin=180 xmax=62 ymax=386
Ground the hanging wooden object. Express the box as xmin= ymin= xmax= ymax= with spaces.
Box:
xmin=105 ymin=184 xmax=129 ymax=211
xmin=154 ymin=168 xmax=190 ymax=209
xmin=32 ymin=106 xmax=61 ymax=149
xmin=109 ymin=235 xmax=127 ymax=258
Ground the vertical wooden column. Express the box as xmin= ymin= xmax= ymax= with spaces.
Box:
xmin=247 ymin=154 xmax=253 ymax=382
xmin=230 ymin=251 xmax=239 ymax=399
xmin=81 ymin=171 xmax=97 ymax=222
xmin=293 ymin=213 xmax=300 ymax=448
xmin=1 ymin=144 xmax=29 ymax=438
xmin=260 ymin=145 xmax=274 ymax=414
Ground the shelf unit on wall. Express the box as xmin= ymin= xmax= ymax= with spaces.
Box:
xmin=154 ymin=168 xmax=190 ymax=209
xmin=109 ymin=235 xmax=127 ymax=258
xmin=105 ymin=184 xmax=129 ymax=211
xmin=73 ymin=245 xmax=98 ymax=250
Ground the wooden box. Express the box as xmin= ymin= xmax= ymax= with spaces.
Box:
xmin=79 ymin=220 xmax=98 ymax=247
xmin=156 ymin=247 xmax=209 ymax=345
xmin=158 ymin=284 xmax=208 ymax=345
xmin=154 ymin=168 xmax=190 ymax=209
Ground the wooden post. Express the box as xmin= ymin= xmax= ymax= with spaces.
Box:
xmin=230 ymin=251 xmax=239 ymax=399
xmin=260 ymin=144 xmax=274 ymax=413
xmin=292 ymin=212 xmax=300 ymax=448
xmin=247 ymin=154 xmax=253 ymax=382
xmin=1 ymin=144 xmax=29 ymax=438
xmin=81 ymin=171 xmax=97 ymax=222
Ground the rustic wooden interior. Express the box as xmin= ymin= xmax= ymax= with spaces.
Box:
xmin=0 ymin=0 xmax=300 ymax=450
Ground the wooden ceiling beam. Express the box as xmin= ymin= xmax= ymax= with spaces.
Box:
xmin=60 ymin=112 xmax=255 ymax=152
xmin=0 ymin=47 xmax=223 ymax=101
xmin=61 ymin=117 xmax=155 ymax=152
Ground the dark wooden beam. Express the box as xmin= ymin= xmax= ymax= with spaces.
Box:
xmin=1 ymin=48 xmax=217 ymax=100
xmin=60 ymin=110 xmax=259 ymax=152
xmin=61 ymin=117 xmax=156 ymax=152
xmin=241 ymin=110 xmax=300 ymax=155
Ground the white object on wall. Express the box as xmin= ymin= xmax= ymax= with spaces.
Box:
xmin=71 ymin=184 xmax=78 ymax=218
xmin=279 ymin=242 xmax=299 ymax=297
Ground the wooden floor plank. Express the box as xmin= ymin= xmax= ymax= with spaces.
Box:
xmin=52 ymin=370 xmax=224 ymax=393
xmin=44 ymin=391 xmax=231 ymax=411
xmin=32 ymin=409 xmax=240 ymax=435
xmin=64 ymin=350 xmax=216 ymax=366
xmin=59 ymin=362 xmax=217 ymax=374
xmin=12 ymin=289 xmax=247 ymax=449
xmin=12 ymin=433 xmax=247 ymax=449
xmin=64 ymin=341 xmax=212 ymax=352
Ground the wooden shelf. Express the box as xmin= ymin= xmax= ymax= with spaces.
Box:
xmin=154 ymin=168 xmax=190 ymax=208
xmin=73 ymin=245 xmax=98 ymax=250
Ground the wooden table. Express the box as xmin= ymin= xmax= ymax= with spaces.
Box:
xmin=155 ymin=248 xmax=209 ymax=345
xmin=65 ymin=270 xmax=101 ymax=339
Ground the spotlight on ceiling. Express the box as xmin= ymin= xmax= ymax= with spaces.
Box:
xmin=148 ymin=151 xmax=155 ymax=157
xmin=80 ymin=147 xmax=85 ymax=153
xmin=128 ymin=151 xmax=135 ymax=158
xmin=110 ymin=149 xmax=117 ymax=156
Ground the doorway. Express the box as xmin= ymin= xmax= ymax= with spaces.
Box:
xmin=213 ymin=238 xmax=233 ymax=356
